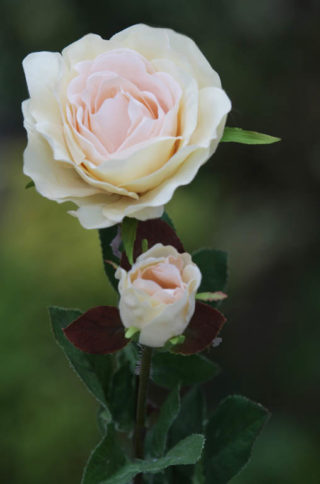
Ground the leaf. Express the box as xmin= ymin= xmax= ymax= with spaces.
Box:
xmin=100 ymin=434 xmax=205 ymax=484
xmin=117 ymin=343 xmax=139 ymax=374
xmin=204 ymin=395 xmax=270 ymax=484
xmin=25 ymin=180 xmax=35 ymax=189
xmin=145 ymin=385 xmax=181 ymax=457
xmin=81 ymin=424 xmax=126 ymax=484
xmin=108 ymin=362 xmax=136 ymax=432
xmin=221 ymin=126 xmax=281 ymax=144
xmin=98 ymin=226 xmax=120 ymax=291
xmin=192 ymin=249 xmax=227 ymax=308
xmin=121 ymin=217 xmax=138 ymax=265
xmin=49 ymin=307 xmax=113 ymax=416
xmin=121 ymin=218 xmax=185 ymax=270
xmin=192 ymin=459 xmax=205 ymax=484
xmin=63 ymin=306 xmax=128 ymax=354
xmin=97 ymin=406 xmax=110 ymax=436
xmin=169 ymin=387 xmax=207 ymax=484
xmin=170 ymin=387 xmax=206 ymax=447
xmin=173 ymin=302 xmax=226 ymax=355
xmin=151 ymin=352 xmax=220 ymax=389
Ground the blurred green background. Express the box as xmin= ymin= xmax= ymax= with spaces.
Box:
xmin=1 ymin=0 xmax=319 ymax=482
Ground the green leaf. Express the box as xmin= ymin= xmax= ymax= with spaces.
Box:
xmin=97 ymin=406 xmax=110 ymax=436
xmin=98 ymin=226 xmax=119 ymax=291
xmin=221 ymin=127 xmax=281 ymax=144
xmin=169 ymin=387 xmax=207 ymax=484
xmin=25 ymin=180 xmax=35 ymax=189
xmin=192 ymin=249 xmax=227 ymax=307
xmin=100 ymin=434 xmax=205 ymax=484
xmin=82 ymin=424 xmax=126 ymax=484
xmin=145 ymin=385 xmax=181 ymax=457
xmin=151 ymin=352 xmax=220 ymax=389
xmin=49 ymin=306 xmax=113 ymax=418
xmin=170 ymin=387 xmax=206 ymax=447
xmin=192 ymin=459 xmax=205 ymax=484
xmin=204 ymin=395 xmax=270 ymax=484
xmin=117 ymin=343 xmax=139 ymax=374
xmin=108 ymin=362 xmax=136 ymax=432
xmin=121 ymin=217 xmax=138 ymax=265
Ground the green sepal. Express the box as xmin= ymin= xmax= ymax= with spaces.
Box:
xmin=125 ymin=326 xmax=139 ymax=339
xmin=221 ymin=127 xmax=281 ymax=144
xmin=196 ymin=291 xmax=227 ymax=303
xmin=169 ymin=335 xmax=186 ymax=346
xmin=98 ymin=226 xmax=120 ymax=291
xmin=141 ymin=238 xmax=149 ymax=253
xmin=121 ymin=217 xmax=138 ymax=265
xmin=25 ymin=180 xmax=35 ymax=189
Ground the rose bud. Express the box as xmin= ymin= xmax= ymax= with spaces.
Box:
xmin=115 ymin=243 xmax=201 ymax=347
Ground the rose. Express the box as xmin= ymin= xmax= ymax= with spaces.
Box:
xmin=115 ymin=243 xmax=201 ymax=347
xmin=22 ymin=24 xmax=231 ymax=229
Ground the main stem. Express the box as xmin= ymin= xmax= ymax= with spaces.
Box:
xmin=134 ymin=346 xmax=153 ymax=466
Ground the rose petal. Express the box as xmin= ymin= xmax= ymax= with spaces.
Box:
xmin=23 ymin=118 xmax=99 ymax=200
xmin=111 ymin=24 xmax=221 ymax=88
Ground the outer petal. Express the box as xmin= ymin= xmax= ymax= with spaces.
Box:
xmin=22 ymin=51 xmax=62 ymax=124
xmin=190 ymin=87 xmax=231 ymax=147
xmin=62 ymin=33 xmax=118 ymax=67
xmin=22 ymin=52 xmax=72 ymax=163
xmin=111 ymin=24 xmax=222 ymax=88
xmin=23 ymin=119 xmax=99 ymax=201
xmin=139 ymin=289 xmax=191 ymax=347
xmin=69 ymin=195 xmax=164 ymax=228
xmin=135 ymin=243 xmax=182 ymax=264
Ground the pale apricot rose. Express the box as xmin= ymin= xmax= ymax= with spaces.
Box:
xmin=22 ymin=24 xmax=231 ymax=228
xmin=115 ymin=244 xmax=201 ymax=347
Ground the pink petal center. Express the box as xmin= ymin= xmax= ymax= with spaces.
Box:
xmin=65 ymin=48 xmax=181 ymax=164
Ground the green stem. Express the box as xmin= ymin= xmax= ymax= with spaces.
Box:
xmin=134 ymin=346 xmax=153 ymax=481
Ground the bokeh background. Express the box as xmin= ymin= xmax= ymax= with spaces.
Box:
xmin=1 ymin=0 xmax=319 ymax=482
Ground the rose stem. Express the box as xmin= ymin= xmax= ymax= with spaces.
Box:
xmin=134 ymin=346 xmax=153 ymax=480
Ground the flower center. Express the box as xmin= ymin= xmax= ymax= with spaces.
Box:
xmin=65 ymin=48 xmax=182 ymax=163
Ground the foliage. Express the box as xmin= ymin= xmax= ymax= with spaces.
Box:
xmin=47 ymin=215 xmax=269 ymax=483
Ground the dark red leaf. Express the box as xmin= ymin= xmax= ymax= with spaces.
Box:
xmin=121 ymin=218 xmax=185 ymax=270
xmin=172 ymin=301 xmax=226 ymax=355
xmin=63 ymin=306 xmax=128 ymax=354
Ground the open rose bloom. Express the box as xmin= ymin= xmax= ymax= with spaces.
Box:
xmin=22 ymin=24 xmax=231 ymax=228
xmin=116 ymin=243 xmax=201 ymax=347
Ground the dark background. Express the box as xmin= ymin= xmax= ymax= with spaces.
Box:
xmin=1 ymin=0 xmax=319 ymax=482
